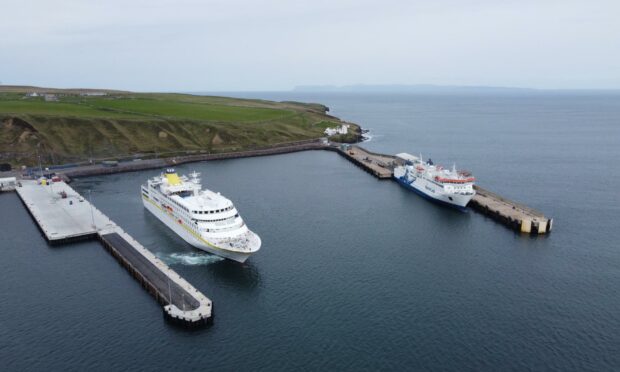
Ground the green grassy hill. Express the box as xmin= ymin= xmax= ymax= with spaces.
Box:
xmin=0 ymin=87 xmax=357 ymax=166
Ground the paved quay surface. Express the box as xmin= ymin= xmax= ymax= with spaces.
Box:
xmin=470 ymin=186 xmax=552 ymax=234
xmin=334 ymin=145 xmax=395 ymax=179
xmin=16 ymin=180 xmax=112 ymax=242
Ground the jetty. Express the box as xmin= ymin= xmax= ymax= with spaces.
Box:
xmin=329 ymin=145 xmax=394 ymax=179
xmin=327 ymin=145 xmax=552 ymax=234
xmin=15 ymin=180 xmax=212 ymax=327
xmin=469 ymin=186 xmax=552 ymax=234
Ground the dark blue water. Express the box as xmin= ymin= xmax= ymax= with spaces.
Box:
xmin=1 ymin=93 xmax=619 ymax=371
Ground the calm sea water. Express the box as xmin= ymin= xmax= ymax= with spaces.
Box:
xmin=1 ymin=93 xmax=619 ymax=371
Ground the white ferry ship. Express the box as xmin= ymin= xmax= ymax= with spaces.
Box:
xmin=393 ymin=153 xmax=475 ymax=210
xmin=141 ymin=169 xmax=261 ymax=263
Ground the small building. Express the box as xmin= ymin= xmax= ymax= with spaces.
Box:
xmin=44 ymin=94 xmax=59 ymax=102
xmin=324 ymin=124 xmax=349 ymax=136
xmin=395 ymin=153 xmax=420 ymax=165
xmin=26 ymin=92 xmax=39 ymax=97
xmin=80 ymin=92 xmax=107 ymax=96
xmin=0 ymin=177 xmax=17 ymax=192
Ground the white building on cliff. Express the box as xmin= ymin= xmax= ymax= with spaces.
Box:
xmin=324 ymin=124 xmax=349 ymax=136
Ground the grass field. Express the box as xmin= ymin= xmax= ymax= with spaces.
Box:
xmin=0 ymin=88 xmax=356 ymax=166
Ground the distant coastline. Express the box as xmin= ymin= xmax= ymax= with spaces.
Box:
xmin=292 ymin=84 xmax=620 ymax=94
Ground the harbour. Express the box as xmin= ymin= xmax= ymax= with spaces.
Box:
xmin=2 ymin=92 xmax=618 ymax=370
xmin=1 ymin=0 xmax=618 ymax=365
xmin=3 ymin=139 xmax=553 ymax=335
xmin=14 ymin=180 xmax=212 ymax=327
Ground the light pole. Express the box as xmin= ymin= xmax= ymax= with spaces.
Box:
xmin=168 ymin=278 xmax=173 ymax=305
xmin=36 ymin=143 xmax=43 ymax=179
xmin=88 ymin=189 xmax=96 ymax=230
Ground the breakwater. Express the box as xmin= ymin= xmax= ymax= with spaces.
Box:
xmin=62 ymin=140 xmax=327 ymax=180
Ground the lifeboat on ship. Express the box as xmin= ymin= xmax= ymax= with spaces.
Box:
xmin=435 ymin=176 xmax=476 ymax=184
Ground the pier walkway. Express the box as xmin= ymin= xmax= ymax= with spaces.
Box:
xmin=331 ymin=145 xmax=395 ymax=179
xmin=469 ymin=186 xmax=552 ymax=234
xmin=15 ymin=180 xmax=212 ymax=326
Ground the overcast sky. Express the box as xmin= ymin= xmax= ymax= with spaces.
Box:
xmin=1 ymin=0 xmax=619 ymax=91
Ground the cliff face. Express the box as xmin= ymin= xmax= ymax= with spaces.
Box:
xmin=0 ymin=117 xmax=43 ymax=165
xmin=0 ymin=89 xmax=353 ymax=166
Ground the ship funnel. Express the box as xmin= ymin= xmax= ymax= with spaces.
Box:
xmin=189 ymin=171 xmax=201 ymax=184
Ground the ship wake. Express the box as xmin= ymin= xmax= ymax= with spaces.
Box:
xmin=157 ymin=252 xmax=224 ymax=266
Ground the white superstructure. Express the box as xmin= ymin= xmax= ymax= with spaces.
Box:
xmin=324 ymin=124 xmax=349 ymax=136
xmin=394 ymin=153 xmax=475 ymax=210
xmin=0 ymin=177 xmax=17 ymax=192
xmin=142 ymin=169 xmax=261 ymax=263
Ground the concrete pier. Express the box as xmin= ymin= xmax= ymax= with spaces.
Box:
xmin=15 ymin=180 xmax=212 ymax=326
xmin=16 ymin=181 xmax=102 ymax=243
xmin=330 ymin=145 xmax=395 ymax=179
xmin=330 ymin=145 xmax=552 ymax=234
xmin=469 ymin=186 xmax=552 ymax=234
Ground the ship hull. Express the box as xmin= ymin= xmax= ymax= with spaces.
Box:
xmin=142 ymin=196 xmax=254 ymax=263
xmin=394 ymin=176 xmax=472 ymax=211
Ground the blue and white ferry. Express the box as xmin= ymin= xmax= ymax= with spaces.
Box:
xmin=393 ymin=153 xmax=476 ymax=210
